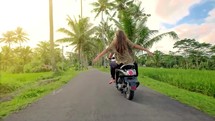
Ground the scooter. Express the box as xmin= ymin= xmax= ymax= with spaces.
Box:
xmin=115 ymin=64 xmax=139 ymax=100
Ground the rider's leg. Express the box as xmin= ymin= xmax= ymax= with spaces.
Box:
xmin=109 ymin=61 xmax=117 ymax=84
xmin=109 ymin=66 xmax=116 ymax=84
xmin=115 ymin=63 xmax=123 ymax=84
xmin=134 ymin=62 xmax=138 ymax=76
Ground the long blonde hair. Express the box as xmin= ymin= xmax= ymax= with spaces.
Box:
xmin=115 ymin=30 xmax=129 ymax=54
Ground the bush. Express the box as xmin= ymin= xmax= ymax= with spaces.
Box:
xmin=24 ymin=61 xmax=52 ymax=73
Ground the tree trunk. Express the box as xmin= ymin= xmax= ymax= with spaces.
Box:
xmin=49 ymin=0 xmax=57 ymax=72
xmin=78 ymin=48 xmax=81 ymax=70
xmin=80 ymin=0 xmax=83 ymax=17
xmin=101 ymin=11 xmax=106 ymax=67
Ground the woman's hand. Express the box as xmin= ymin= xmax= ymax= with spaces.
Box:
xmin=92 ymin=49 xmax=109 ymax=63
xmin=92 ymin=56 xmax=100 ymax=63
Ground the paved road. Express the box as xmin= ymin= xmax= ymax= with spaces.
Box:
xmin=3 ymin=69 xmax=215 ymax=121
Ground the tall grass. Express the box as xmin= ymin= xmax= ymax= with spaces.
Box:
xmin=0 ymin=72 xmax=53 ymax=95
xmin=139 ymin=67 xmax=215 ymax=97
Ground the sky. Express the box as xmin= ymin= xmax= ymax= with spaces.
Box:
xmin=0 ymin=0 xmax=215 ymax=54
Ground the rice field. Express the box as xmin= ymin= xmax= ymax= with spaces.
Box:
xmin=0 ymin=72 xmax=53 ymax=95
xmin=138 ymin=67 xmax=215 ymax=97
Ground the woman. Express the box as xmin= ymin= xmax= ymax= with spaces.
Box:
xmin=93 ymin=30 xmax=153 ymax=83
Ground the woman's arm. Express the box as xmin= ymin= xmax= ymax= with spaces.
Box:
xmin=134 ymin=44 xmax=153 ymax=56
xmin=93 ymin=49 xmax=109 ymax=63
xmin=108 ymin=53 xmax=114 ymax=59
xmin=93 ymin=40 xmax=115 ymax=63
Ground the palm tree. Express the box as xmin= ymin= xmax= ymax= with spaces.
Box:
xmin=112 ymin=0 xmax=140 ymax=20
xmin=49 ymin=0 xmax=57 ymax=72
xmin=35 ymin=41 xmax=51 ymax=65
xmin=134 ymin=20 xmax=178 ymax=49
xmin=13 ymin=46 xmax=33 ymax=72
xmin=80 ymin=0 xmax=83 ymax=17
xmin=0 ymin=31 xmax=16 ymax=48
xmin=91 ymin=0 xmax=115 ymax=45
xmin=0 ymin=46 xmax=14 ymax=70
xmin=57 ymin=16 xmax=96 ymax=69
xmin=153 ymin=50 xmax=164 ymax=67
xmin=112 ymin=0 xmax=178 ymax=52
xmin=91 ymin=0 xmax=115 ymax=66
xmin=94 ymin=19 xmax=115 ymax=45
xmin=14 ymin=27 xmax=29 ymax=46
xmin=91 ymin=0 xmax=114 ymax=19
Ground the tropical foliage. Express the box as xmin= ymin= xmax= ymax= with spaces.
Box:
xmin=91 ymin=0 xmax=179 ymax=57
xmin=137 ymin=38 xmax=215 ymax=70
xmin=0 ymin=0 xmax=215 ymax=73
xmin=57 ymin=16 xmax=96 ymax=69
xmin=1 ymin=1 xmax=215 ymax=119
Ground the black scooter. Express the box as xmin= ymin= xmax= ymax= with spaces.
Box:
xmin=115 ymin=64 xmax=139 ymax=100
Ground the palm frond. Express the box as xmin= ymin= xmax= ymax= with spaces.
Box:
xmin=57 ymin=28 xmax=75 ymax=37
xmin=144 ymin=31 xmax=179 ymax=48
xmin=56 ymin=38 xmax=73 ymax=43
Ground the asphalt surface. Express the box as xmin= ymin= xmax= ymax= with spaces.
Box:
xmin=3 ymin=69 xmax=215 ymax=121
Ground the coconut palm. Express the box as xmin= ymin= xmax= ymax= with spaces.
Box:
xmin=94 ymin=19 xmax=115 ymax=45
xmin=35 ymin=41 xmax=51 ymax=65
xmin=14 ymin=27 xmax=29 ymax=46
xmin=0 ymin=46 xmax=14 ymax=70
xmin=49 ymin=0 xmax=57 ymax=72
xmin=91 ymin=0 xmax=114 ymax=19
xmin=91 ymin=0 xmax=115 ymax=51
xmin=57 ymin=16 xmax=96 ymax=69
xmin=91 ymin=0 xmax=115 ymax=45
xmin=0 ymin=31 xmax=16 ymax=48
xmin=91 ymin=0 xmax=115 ymax=66
xmin=80 ymin=0 xmax=83 ymax=17
xmin=112 ymin=0 xmax=141 ymax=19
xmin=112 ymin=0 xmax=178 ymax=51
xmin=12 ymin=46 xmax=33 ymax=72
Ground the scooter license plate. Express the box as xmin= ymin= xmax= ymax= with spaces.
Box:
xmin=131 ymin=86 xmax=137 ymax=90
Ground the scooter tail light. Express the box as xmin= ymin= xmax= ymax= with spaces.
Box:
xmin=127 ymin=70 xmax=136 ymax=75
xmin=131 ymin=86 xmax=137 ymax=90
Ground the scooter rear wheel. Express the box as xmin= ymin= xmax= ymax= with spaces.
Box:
xmin=125 ymin=86 xmax=134 ymax=100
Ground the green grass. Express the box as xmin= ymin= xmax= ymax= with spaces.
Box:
xmin=0 ymin=68 xmax=80 ymax=119
xmin=0 ymin=72 xmax=53 ymax=94
xmin=139 ymin=76 xmax=215 ymax=116
xmin=139 ymin=68 xmax=215 ymax=97
xmin=98 ymin=67 xmax=215 ymax=117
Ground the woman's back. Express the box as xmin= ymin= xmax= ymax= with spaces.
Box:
xmin=106 ymin=30 xmax=135 ymax=64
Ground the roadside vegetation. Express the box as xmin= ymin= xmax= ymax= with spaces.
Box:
xmin=0 ymin=72 xmax=53 ymax=95
xmin=0 ymin=69 xmax=80 ymax=118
